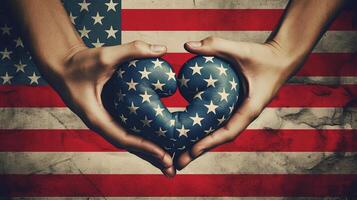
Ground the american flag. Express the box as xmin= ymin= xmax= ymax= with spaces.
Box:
xmin=0 ymin=0 xmax=356 ymax=198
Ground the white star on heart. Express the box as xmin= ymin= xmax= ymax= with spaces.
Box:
xmin=190 ymin=113 xmax=204 ymax=126
xmin=178 ymin=75 xmax=190 ymax=87
xmin=154 ymin=105 xmax=164 ymax=116
xmin=190 ymin=62 xmax=203 ymax=75
xmin=155 ymin=127 xmax=167 ymax=137
xmin=230 ymin=78 xmax=238 ymax=91
xmin=152 ymin=80 xmax=165 ymax=91
xmin=152 ymin=59 xmax=164 ymax=68
xmin=204 ymin=100 xmax=219 ymax=114
xmin=204 ymin=75 xmax=218 ymax=88
xmin=217 ymin=64 xmax=228 ymax=76
xmin=177 ymin=125 xmax=189 ymax=137
xmin=128 ymin=102 xmax=139 ymax=114
xmin=141 ymin=116 xmax=153 ymax=127
xmin=218 ymin=88 xmax=229 ymax=102
xmin=140 ymin=90 xmax=152 ymax=103
xmin=126 ymin=79 xmax=138 ymax=90
xmin=139 ymin=67 xmax=151 ymax=79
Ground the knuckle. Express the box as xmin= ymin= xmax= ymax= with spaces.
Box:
xmin=225 ymin=134 xmax=237 ymax=143
xmin=204 ymin=36 xmax=221 ymax=45
xmin=96 ymin=48 xmax=110 ymax=66
xmin=247 ymin=105 xmax=263 ymax=120
xmin=191 ymin=144 xmax=205 ymax=158
xmin=131 ymin=40 xmax=147 ymax=51
xmin=117 ymin=137 xmax=130 ymax=149
xmin=84 ymin=113 xmax=100 ymax=130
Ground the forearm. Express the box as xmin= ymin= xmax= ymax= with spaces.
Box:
xmin=8 ymin=0 xmax=85 ymax=73
xmin=268 ymin=0 xmax=346 ymax=66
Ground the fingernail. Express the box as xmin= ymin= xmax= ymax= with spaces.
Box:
xmin=151 ymin=44 xmax=166 ymax=52
xmin=187 ymin=41 xmax=202 ymax=48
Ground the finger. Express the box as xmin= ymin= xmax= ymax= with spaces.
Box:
xmin=77 ymin=101 xmax=175 ymax=176
xmin=101 ymin=40 xmax=167 ymax=67
xmin=175 ymin=98 xmax=264 ymax=170
xmin=130 ymin=150 xmax=176 ymax=177
xmin=184 ymin=36 xmax=250 ymax=62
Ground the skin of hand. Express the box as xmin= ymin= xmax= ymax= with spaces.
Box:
xmin=8 ymin=0 xmax=176 ymax=177
xmin=175 ymin=0 xmax=347 ymax=170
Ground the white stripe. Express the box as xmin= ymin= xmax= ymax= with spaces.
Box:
xmin=288 ymin=76 xmax=357 ymax=85
xmin=121 ymin=31 xmax=357 ymax=53
xmin=0 ymin=107 xmax=355 ymax=129
xmin=7 ymin=198 xmax=341 ymax=200
xmin=1 ymin=152 xmax=356 ymax=174
xmin=122 ymin=0 xmax=289 ymax=9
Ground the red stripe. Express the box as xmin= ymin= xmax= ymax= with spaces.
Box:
xmin=121 ymin=9 xmax=356 ymax=30
xmin=0 ymin=129 xmax=355 ymax=152
xmin=1 ymin=84 xmax=355 ymax=107
xmin=162 ymin=53 xmax=357 ymax=77
xmin=1 ymin=174 xmax=355 ymax=197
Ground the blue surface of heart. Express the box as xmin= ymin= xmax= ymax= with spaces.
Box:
xmin=110 ymin=56 xmax=240 ymax=155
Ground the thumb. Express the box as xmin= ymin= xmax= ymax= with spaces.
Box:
xmin=184 ymin=36 xmax=249 ymax=61
xmin=102 ymin=40 xmax=167 ymax=67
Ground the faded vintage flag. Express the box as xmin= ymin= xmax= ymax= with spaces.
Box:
xmin=0 ymin=0 xmax=356 ymax=198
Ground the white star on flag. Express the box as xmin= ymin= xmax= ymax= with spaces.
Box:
xmin=92 ymin=12 xmax=104 ymax=25
xmin=1 ymin=72 xmax=13 ymax=84
xmin=0 ymin=48 xmax=12 ymax=60
xmin=92 ymin=38 xmax=104 ymax=47
xmin=79 ymin=26 xmax=91 ymax=38
xmin=28 ymin=72 xmax=40 ymax=85
xmin=69 ymin=12 xmax=77 ymax=24
xmin=14 ymin=38 xmax=24 ymax=48
xmin=105 ymin=0 xmax=118 ymax=12
xmin=105 ymin=26 xmax=118 ymax=39
xmin=78 ymin=0 xmax=91 ymax=12
xmin=14 ymin=60 xmax=26 ymax=73
xmin=0 ymin=24 xmax=11 ymax=35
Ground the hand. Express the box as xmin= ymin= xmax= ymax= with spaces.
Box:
xmin=175 ymin=36 xmax=300 ymax=170
xmin=44 ymin=40 xmax=176 ymax=177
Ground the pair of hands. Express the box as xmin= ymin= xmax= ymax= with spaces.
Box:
xmin=50 ymin=37 xmax=295 ymax=177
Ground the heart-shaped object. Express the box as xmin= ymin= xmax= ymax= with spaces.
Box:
xmin=106 ymin=56 xmax=241 ymax=155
